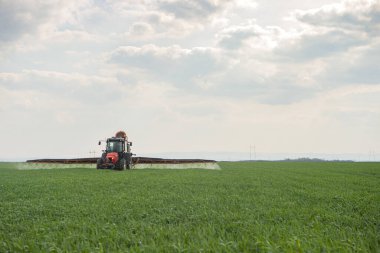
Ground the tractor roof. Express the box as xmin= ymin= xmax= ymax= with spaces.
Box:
xmin=107 ymin=137 xmax=125 ymax=142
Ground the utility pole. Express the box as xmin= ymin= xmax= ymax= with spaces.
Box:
xmin=370 ymin=150 xmax=376 ymax=161
xmin=250 ymin=144 xmax=256 ymax=161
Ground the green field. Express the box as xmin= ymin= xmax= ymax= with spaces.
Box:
xmin=0 ymin=162 xmax=379 ymax=252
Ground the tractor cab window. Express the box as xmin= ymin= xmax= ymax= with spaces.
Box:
xmin=106 ymin=141 xmax=123 ymax=152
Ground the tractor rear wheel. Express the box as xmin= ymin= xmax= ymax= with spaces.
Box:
xmin=125 ymin=153 xmax=132 ymax=169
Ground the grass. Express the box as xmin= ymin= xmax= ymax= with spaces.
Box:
xmin=0 ymin=162 xmax=379 ymax=252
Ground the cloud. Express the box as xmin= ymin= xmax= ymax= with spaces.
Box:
xmin=275 ymin=29 xmax=367 ymax=61
xmin=108 ymin=17 xmax=375 ymax=105
xmin=217 ymin=21 xmax=284 ymax=50
xmin=129 ymin=22 xmax=154 ymax=37
xmin=109 ymin=44 xmax=222 ymax=90
xmin=319 ymin=41 xmax=380 ymax=85
xmin=0 ymin=0 xmax=89 ymax=44
xmin=47 ymin=30 xmax=100 ymax=43
xmin=107 ymin=41 xmax=323 ymax=104
xmin=157 ymin=0 xmax=232 ymax=20
xmin=101 ymin=0 xmax=235 ymax=38
xmin=234 ymin=0 xmax=257 ymax=9
xmin=278 ymin=0 xmax=380 ymax=85
xmin=211 ymin=0 xmax=379 ymax=104
xmin=196 ymin=56 xmax=323 ymax=104
xmin=0 ymin=70 xmax=124 ymax=105
xmin=294 ymin=0 xmax=380 ymax=35
xmin=0 ymin=1 xmax=53 ymax=43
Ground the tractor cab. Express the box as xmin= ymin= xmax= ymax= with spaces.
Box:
xmin=106 ymin=138 xmax=124 ymax=153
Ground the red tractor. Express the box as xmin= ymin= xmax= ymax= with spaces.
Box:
xmin=97 ymin=131 xmax=133 ymax=170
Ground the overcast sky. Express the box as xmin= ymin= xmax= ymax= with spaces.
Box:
xmin=0 ymin=0 xmax=379 ymax=161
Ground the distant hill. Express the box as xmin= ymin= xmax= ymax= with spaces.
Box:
xmin=239 ymin=157 xmax=355 ymax=162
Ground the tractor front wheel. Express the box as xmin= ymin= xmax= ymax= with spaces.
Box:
xmin=115 ymin=158 xmax=126 ymax=171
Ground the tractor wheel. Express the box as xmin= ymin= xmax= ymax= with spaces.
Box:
xmin=116 ymin=158 xmax=126 ymax=171
xmin=96 ymin=159 xmax=102 ymax=169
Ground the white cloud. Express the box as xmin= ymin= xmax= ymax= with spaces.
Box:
xmin=156 ymin=0 xmax=233 ymax=20
xmin=100 ymin=0 xmax=236 ymax=38
xmin=294 ymin=0 xmax=380 ymax=35
xmin=0 ymin=70 xmax=124 ymax=105
xmin=129 ymin=22 xmax=154 ymax=37
xmin=318 ymin=40 xmax=380 ymax=85
xmin=275 ymin=29 xmax=367 ymax=61
xmin=234 ymin=0 xmax=257 ymax=9
xmin=217 ymin=20 xmax=285 ymax=50
xmin=109 ymin=44 xmax=223 ymax=91
xmin=210 ymin=0 xmax=379 ymax=104
xmin=0 ymin=0 xmax=90 ymax=43
xmin=0 ymin=1 xmax=53 ymax=42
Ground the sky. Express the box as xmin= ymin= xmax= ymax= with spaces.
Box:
xmin=0 ymin=0 xmax=379 ymax=161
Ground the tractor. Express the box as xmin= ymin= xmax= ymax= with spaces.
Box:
xmin=97 ymin=131 xmax=133 ymax=170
